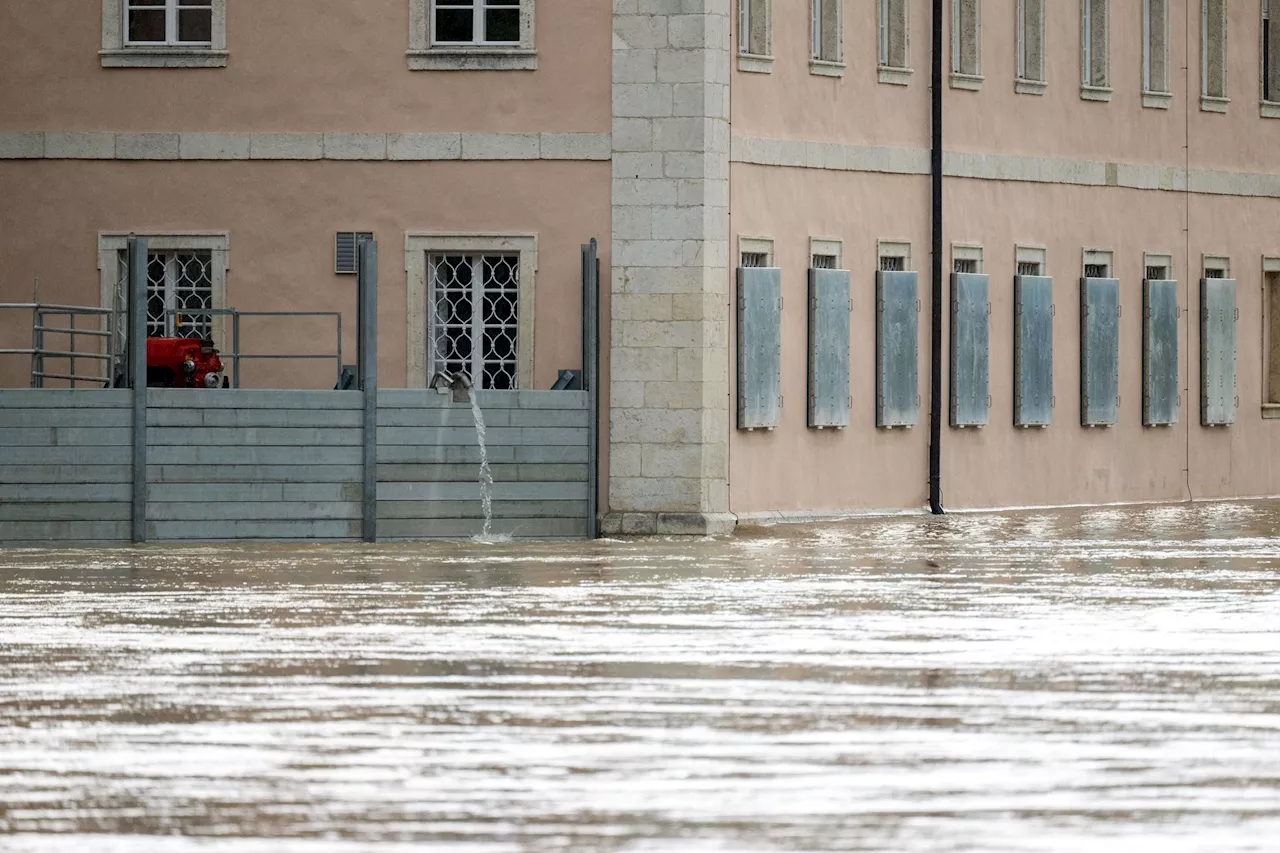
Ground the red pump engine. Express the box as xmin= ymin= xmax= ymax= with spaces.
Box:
xmin=146 ymin=337 xmax=228 ymax=388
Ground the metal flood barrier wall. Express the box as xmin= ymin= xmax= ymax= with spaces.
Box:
xmin=0 ymin=388 xmax=591 ymax=544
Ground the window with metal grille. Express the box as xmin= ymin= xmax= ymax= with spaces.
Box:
xmin=1085 ymin=263 xmax=1109 ymax=279
xmin=125 ymin=0 xmax=213 ymax=45
xmin=812 ymin=254 xmax=838 ymax=270
xmin=433 ymin=0 xmax=520 ymax=45
xmin=880 ymin=255 xmax=906 ymax=272
xmin=1205 ymin=267 xmax=1226 ymax=279
xmin=1145 ymin=0 xmax=1170 ymax=94
xmin=1264 ymin=0 xmax=1278 ymax=102
xmin=1017 ymin=261 xmax=1042 ymax=277
xmin=1202 ymin=0 xmax=1228 ymax=100
xmin=1082 ymin=0 xmax=1110 ymax=88
xmin=741 ymin=252 xmax=770 ymax=268
xmin=954 ymin=258 xmax=979 ymax=274
xmin=812 ymin=0 xmax=841 ymax=62
xmin=951 ymin=0 xmax=981 ymax=76
xmin=880 ymin=0 xmax=909 ymax=68
xmin=428 ymin=253 xmax=520 ymax=390
xmin=118 ymin=249 xmax=214 ymax=339
xmin=739 ymin=0 xmax=771 ymax=56
xmin=1017 ymin=0 xmax=1045 ymax=83
xmin=1146 ymin=265 xmax=1169 ymax=281
xmin=335 ymin=232 xmax=374 ymax=275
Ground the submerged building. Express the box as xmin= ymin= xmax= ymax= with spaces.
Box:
xmin=3 ymin=1 xmax=1280 ymax=537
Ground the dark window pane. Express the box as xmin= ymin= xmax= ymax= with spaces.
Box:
xmin=178 ymin=9 xmax=212 ymax=42
xmin=435 ymin=9 xmax=474 ymax=42
xmin=484 ymin=9 xmax=520 ymax=42
xmin=127 ymin=9 xmax=166 ymax=42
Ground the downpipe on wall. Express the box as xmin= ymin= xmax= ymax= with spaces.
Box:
xmin=929 ymin=0 xmax=945 ymax=515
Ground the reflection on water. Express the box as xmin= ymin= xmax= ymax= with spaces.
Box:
xmin=1 ymin=502 xmax=1278 ymax=852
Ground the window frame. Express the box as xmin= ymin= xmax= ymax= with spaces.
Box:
xmin=1080 ymin=0 xmax=1112 ymax=100
xmin=810 ymin=0 xmax=845 ymax=76
xmin=1262 ymin=0 xmax=1280 ymax=115
xmin=405 ymin=233 xmax=537 ymax=389
xmin=810 ymin=238 xmax=844 ymax=271
xmin=879 ymin=0 xmax=913 ymax=84
xmin=408 ymin=0 xmax=537 ymax=71
xmin=952 ymin=244 xmax=985 ymax=274
xmin=951 ymin=0 xmax=984 ymax=89
xmin=1263 ymin=256 xmax=1280 ymax=410
xmin=1016 ymin=0 xmax=1046 ymax=94
xmin=100 ymin=0 xmax=227 ymax=68
xmin=738 ymin=236 xmax=775 ymax=270
xmin=878 ymin=240 xmax=913 ymax=273
xmin=1143 ymin=0 xmax=1173 ymax=108
xmin=1016 ymin=245 xmax=1048 ymax=278
xmin=97 ymin=232 xmax=230 ymax=352
xmin=738 ymin=0 xmax=774 ymax=73
xmin=1201 ymin=0 xmax=1230 ymax=111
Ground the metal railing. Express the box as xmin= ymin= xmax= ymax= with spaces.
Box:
xmin=164 ymin=308 xmax=343 ymax=388
xmin=0 ymin=284 xmax=120 ymax=387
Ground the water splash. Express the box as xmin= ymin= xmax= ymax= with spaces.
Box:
xmin=465 ymin=385 xmax=496 ymax=541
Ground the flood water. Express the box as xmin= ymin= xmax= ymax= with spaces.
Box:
xmin=1 ymin=502 xmax=1278 ymax=852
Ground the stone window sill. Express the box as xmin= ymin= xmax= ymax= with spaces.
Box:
xmin=810 ymin=59 xmax=845 ymax=78
xmin=406 ymin=49 xmax=537 ymax=71
xmin=1080 ymin=84 xmax=1113 ymax=102
xmin=878 ymin=66 xmax=913 ymax=86
xmin=100 ymin=48 xmax=227 ymax=68
xmin=1201 ymin=95 xmax=1229 ymax=113
xmin=1262 ymin=101 xmax=1280 ymax=119
xmin=950 ymin=72 xmax=984 ymax=91
xmin=1143 ymin=90 xmax=1173 ymax=109
xmin=1014 ymin=78 xmax=1046 ymax=95
xmin=738 ymin=53 xmax=774 ymax=74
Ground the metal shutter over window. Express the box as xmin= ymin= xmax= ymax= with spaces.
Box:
xmin=336 ymin=232 xmax=373 ymax=275
xmin=737 ymin=266 xmax=782 ymax=430
xmin=1081 ymin=277 xmax=1121 ymax=426
xmin=1014 ymin=275 xmax=1054 ymax=427
xmin=808 ymin=268 xmax=851 ymax=429
xmin=876 ymin=270 xmax=919 ymax=427
xmin=1201 ymin=277 xmax=1238 ymax=425
xmin=950 ymin=272 xmax=990 ymax=427
xmin=1143 ymin=279 xmax=1179 ymax=426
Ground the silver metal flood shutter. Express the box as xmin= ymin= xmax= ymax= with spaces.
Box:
xmin=950 ymin=273 xmax=990 ymax=426
xmin=1143 ymin=279 xmax=1179 ymax=426
xmin=1014 ymin=276 xmax=1053 ymax=426
xmin=737 ymin=266 xmax=782 ymax=430
xmin=1201 ymin=277 xmax=1238 ymax=425
xmin=808 ymin=268 xmax=851 ymax=428
xmin=1081 ymin=277 xmax=1121 ymax=426
xmin=877 ymin=270 xmax=919 ymax=427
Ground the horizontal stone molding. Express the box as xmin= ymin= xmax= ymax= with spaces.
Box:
xmin=0 ymin=131 xmax=611 ymax=162
xmin=731 ymin=133 xmax=1280 ymax=200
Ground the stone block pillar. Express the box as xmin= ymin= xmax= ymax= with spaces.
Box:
xmin=604 ymin=0 xmax=735 ymax=536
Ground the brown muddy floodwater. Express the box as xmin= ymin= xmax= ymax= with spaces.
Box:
xmin=0 ymin=502 xmax=1278 ymax=852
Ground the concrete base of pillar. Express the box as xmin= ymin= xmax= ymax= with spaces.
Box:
xmin=600 ymin=511 xmax=738 ymax=537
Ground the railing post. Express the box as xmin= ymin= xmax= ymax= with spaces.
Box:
xmin=358 ymin=239 xmax=379 ymax=543
xmin=582 ymin=238 xmax=599 ymax=539
xmin=127 ymin=235 xmax=149 ymax=544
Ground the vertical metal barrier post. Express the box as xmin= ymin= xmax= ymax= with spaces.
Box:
xmin=128 ymin=235 xmax=149 ymax=543
xmin=582 ymin=239 xmax=600 ymax=539
xmin=358 ymin=239 xmax=379 ymax=543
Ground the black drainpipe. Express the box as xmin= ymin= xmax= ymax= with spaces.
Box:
xmin=929 ymin=0 xmax=945 ymax=515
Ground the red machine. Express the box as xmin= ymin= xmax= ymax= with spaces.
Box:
xmin=146 ymin=337 xmax=228 ymax=388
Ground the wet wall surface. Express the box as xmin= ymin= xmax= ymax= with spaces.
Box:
xmin=1 ymin=502 xmax=1278 ymax=851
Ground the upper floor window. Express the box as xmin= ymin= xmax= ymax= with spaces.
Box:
xmin=1016 ymin=0 xmax=1046 ymax=93
xmin=1201 ymin=0 xmax=1229 ymax=111
xmin=408 ymin=0 xmax=536 ymax=70
xmin=811 ymin=0 xmax=844 ymax=75
xmin=101 ymin=0 xmax=227 ymax=67
xmin=879 ymin=0 xmax=911 ymax=84
xmin=1265 ymin=0 xmax=1280 ymax=111
xmin=1144 ymin=0 xmax=1172 ymax=107
xmin=738 ymin=0 xmax=773 ymax=73
xmin=951 ymin=0 xmax=983 ymax=89
xmin=1081 ymin=0 xmax=1111 ymax=99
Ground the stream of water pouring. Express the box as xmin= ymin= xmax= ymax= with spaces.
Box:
xmin=466 ymin=385 xmax=495 ymax=539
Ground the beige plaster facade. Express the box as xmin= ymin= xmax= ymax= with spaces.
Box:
xmin=4 ymin=0 xmax=1280 ymax=530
